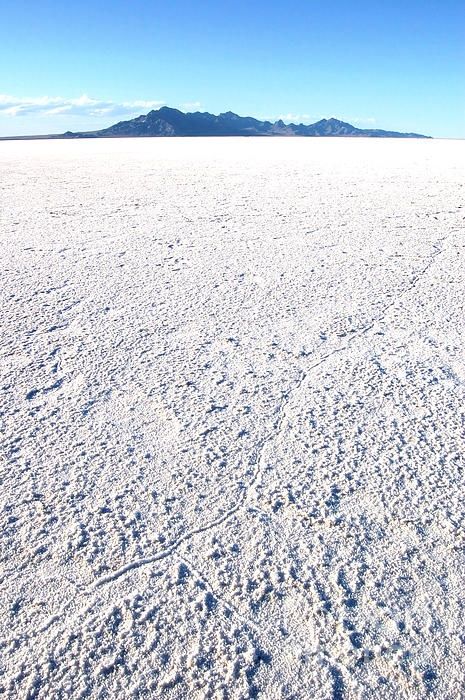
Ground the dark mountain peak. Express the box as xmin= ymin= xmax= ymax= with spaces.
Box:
xmin=304 ymin=117 xmax=362 ymax=136
xmin=219 ymin=111 xmax=240 ymax=119
xmin=157 ymin=106 xmax=183 ymax=116
xmin=314 ymin=117 xmax=352 ymax=127
xmin=142 ymin=106 xmax=184 ymax=122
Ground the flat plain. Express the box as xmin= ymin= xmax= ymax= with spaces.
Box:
xmin=1 ymin=137 xmax=464 ymax=699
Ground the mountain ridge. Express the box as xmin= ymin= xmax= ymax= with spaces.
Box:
xmin=0 ymin=107 xmax=431 ymax=140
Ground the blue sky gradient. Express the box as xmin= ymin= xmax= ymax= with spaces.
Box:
xmin=1 ymin=0 xmax=464 ymax=137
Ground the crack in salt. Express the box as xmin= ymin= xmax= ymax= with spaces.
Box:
xmin=7 ymin=229 xmax=456 ymax=654
xmin=95 ymin=229 xmax=456 ymax=587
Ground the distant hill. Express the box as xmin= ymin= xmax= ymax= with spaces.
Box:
xmin=0 ymin=107 xmax=431 ymax=140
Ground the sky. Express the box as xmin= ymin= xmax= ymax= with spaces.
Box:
xmin=1 ymin=0 xmax=464 ymax=138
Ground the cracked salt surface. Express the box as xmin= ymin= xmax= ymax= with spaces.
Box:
xmin=1 ymin=137 xmax=464 ymax=698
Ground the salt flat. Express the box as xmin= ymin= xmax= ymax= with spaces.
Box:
xmin=1 ymin=137 xmax=464 ymax=699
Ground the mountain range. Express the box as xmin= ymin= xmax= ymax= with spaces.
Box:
xmin=1 ymin=107 xmax=431 ymax=140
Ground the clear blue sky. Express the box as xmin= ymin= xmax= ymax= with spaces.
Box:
xmin=1 ymin=0 xmax=464 ymax=137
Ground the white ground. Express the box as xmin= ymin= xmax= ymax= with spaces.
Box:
xmin=1 ymin=137 xmax=464 ymax=699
